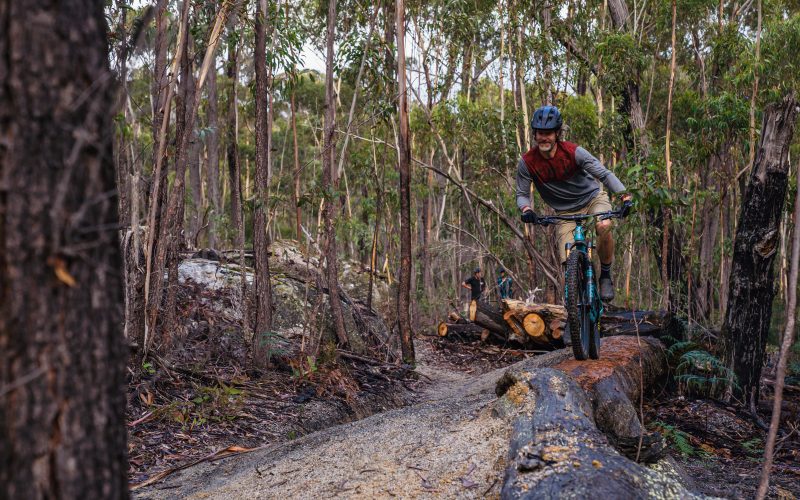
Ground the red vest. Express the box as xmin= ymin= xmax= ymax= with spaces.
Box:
xmin=522 ymin=141 xmax=579 ymax=183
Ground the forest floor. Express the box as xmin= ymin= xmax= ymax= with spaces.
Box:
xmin=125 ymin=296 xmax=531 ymax=491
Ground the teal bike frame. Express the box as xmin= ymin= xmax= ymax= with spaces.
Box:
xmin=531 ymin=203 xmax=630 ymax=360
xmin=566 ymin=222 xmax=603 ymax=326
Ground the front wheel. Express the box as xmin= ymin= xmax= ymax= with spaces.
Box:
xmin=565 ymin=250 xmax=591 ymax=360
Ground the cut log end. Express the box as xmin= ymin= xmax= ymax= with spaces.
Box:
xmin=437 ymin=322 xmax=448 ymax=337
xmin=469 ymin=300 xmax=477 ymax=322
xmin=523 ymin=313 xmax=545 ymax=339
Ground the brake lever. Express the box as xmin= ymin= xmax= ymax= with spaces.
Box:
xmin=538 ymin=217 xmax=556 ymax=226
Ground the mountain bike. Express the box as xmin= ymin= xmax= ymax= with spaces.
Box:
xmin=528 ymin=201 xmax=632 ymax=360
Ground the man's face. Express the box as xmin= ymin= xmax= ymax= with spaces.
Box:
xmin=535 ymin=129 xmax=558 ymax=154
xmin=475 ymin=271 xmax=482 ymax=279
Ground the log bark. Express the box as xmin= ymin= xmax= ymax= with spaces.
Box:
xmin=437 ymin=322 xmax=488 ymax=340
xmin=0 ymin=1 xmax=128 ymax=496
xmin=496 ymin=337 xmax=688 ymax=498
xmin=722 ymin=93 xmax=798 ymax=406
xmin=469 ymin=300 xmax=510 ymax=336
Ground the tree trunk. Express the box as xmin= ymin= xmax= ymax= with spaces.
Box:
xmin=290 ymin=89 xmax=302 ymax=240
xmin=396 ymin=0 xmax=415 ymax=364
xmin=148 ymin=1 xmax=229 ymax=347
xmin=437 ymin=322 xmax=489 ymax=341
xmin=224 ymin=12 xmax=248 ymax=337
xmin=322 ymin=0 xmax=349 ymax=347
xmin=206 ymin=55 xmax=221 ymax=249
xmin=0 ymin=1 xmax=128 ymax=496
xmin=253 ymin=0 xmax=274 ymax=365
xmin=756 ymin=157 xmax=800 ymax=499
xmin=722 ymin=93 xmax=798 ymax=407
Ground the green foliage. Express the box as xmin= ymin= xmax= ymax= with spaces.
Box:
xmin=595 ymin=34 xmax=647 ymax=95
xmin=651 ymin=421 xmax=711 ymax=457
xmin=141 ymin=361 xmax=156 ymax=376
xmin=761 ymin=14 xmax=800 ymax=99
xmin=741 ymin=437 xmax=763 ymax=456
xmin=560 ymin=94 xmax=598 ymax=149
xmin=258 ymin=331 xmax=290 ymax=365
xmin=673 ymin=349 xmax=738 ymax=398
xmin=155 ymin=382 xmax=245 ymax=432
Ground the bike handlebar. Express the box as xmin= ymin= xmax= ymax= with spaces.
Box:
xmin=527 ymin=201 xmax=633 ymax=226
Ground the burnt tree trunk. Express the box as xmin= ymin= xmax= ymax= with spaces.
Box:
xmin=322 ymin=0 xmax=349 ymax=347
xmin=0 ymin=1 xmax=128 ymax=497
xmin=253 ymin=0 xmax=274 ymax=365
xmin=722 ymin=93 xmax=798 ymax=406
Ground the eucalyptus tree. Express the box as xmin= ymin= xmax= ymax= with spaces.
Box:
xmin=253 ymin=0 xmax=275 ymax=365
xmin=396 ymin=0 xmax=415 ymax=363
xmin=323 ymin=0 xmax=350 ymax=346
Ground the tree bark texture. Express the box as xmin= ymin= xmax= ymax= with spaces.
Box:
xmin=722 ymin=93 xmax=798 ymax=406
xmin=0 ymin=1 xmax=128 ymax=497
xmin=396 ymin=0 xmax=415 ymax=364
xmin=226 ymin=30 xmax=244 ymax=258
xmin=206 ymin=55 xmax=221 ymax=249
xmin=253 ymin=0 xmax=274 ymax=365
xmin=323 ymin=0 xmax=349 ymax=347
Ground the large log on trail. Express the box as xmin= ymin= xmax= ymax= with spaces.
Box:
xmin=469 ymin=300 xmax=510 ymax=337
xmin=495 ymin=337 xmax=690 ymax=498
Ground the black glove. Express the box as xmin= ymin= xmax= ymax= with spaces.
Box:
xmin=521 ymin=210 xmax=539 ymax=224
xmin=621 ymin=199 xmax=633 ymax=218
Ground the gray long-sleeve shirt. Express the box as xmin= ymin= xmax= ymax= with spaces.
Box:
xmin=516 ymin=145 xmax=626 ymax=212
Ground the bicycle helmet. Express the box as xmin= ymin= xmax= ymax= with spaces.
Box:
xmin=530 ymin=105 xmax=563 ymax=131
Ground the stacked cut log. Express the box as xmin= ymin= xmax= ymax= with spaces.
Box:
xmin=436 ymin=299 xmax=682 ymax=349
xmin=501 ymin=300 xmax=566 ymax=346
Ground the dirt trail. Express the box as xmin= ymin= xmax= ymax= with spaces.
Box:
xmin=134 ymin=343 xmax=573 ymax=499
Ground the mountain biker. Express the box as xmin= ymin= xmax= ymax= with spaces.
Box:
xmin=516 ymin=105 xmax=632 ymax=302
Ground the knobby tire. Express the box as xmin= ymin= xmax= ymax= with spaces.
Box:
xmin=566 ymin=250 xmax=591 ymax=360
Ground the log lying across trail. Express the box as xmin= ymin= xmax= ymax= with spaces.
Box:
xmin=134 ymin=336 xmax=701 ymax=499
xmin=496 ymin=336 xmax=695 ymax=498
xmin=437 ymin=299 xmax=683 ymax=349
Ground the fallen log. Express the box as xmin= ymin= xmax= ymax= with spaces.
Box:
xmin=469 ymin=300 xmax=510 ymax=337
xmin=495 ymin=337 xmax=693 ymax=498
xmin=436 ymin=321 xmax=488 ymax=341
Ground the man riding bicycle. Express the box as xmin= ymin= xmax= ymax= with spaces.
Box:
xmin=516 ymin=105 xmax=632 ymax=302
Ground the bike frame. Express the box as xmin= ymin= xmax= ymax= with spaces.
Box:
xmin=566 ymin=221 xmax=603 ymax=324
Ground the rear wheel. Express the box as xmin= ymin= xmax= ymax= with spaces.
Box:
xmin=566 ymin=250 xmax=591 ymax=360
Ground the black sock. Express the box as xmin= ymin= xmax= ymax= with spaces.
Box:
xmin=600 ymin=263 xmax=612 ymax=279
